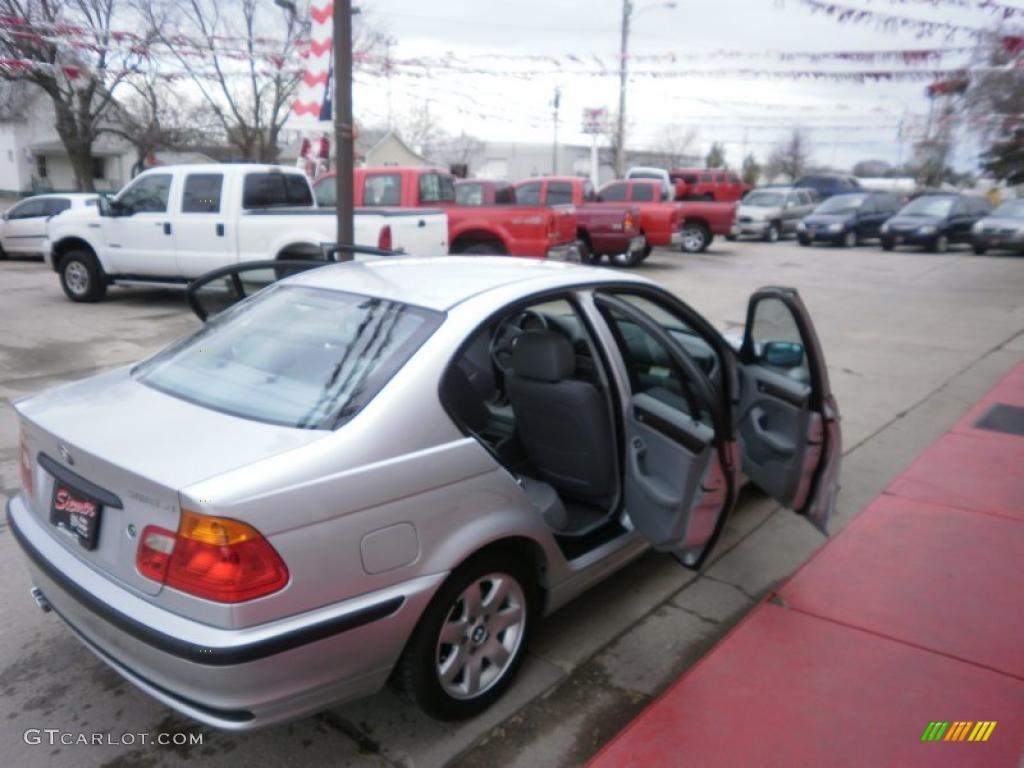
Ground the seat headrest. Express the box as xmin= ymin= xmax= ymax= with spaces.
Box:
xmin=512 ymin=331 xmax=575 ymax=382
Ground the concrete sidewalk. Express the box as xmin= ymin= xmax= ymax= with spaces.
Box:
xmin=589 ymin=364 xmax=1024 ymax=768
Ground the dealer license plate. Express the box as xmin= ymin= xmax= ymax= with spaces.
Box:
xmin=50 ymin=483 xmax=103 ymax=550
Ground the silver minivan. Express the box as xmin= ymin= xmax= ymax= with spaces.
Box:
xmin=730 ymin=187 xmax=817 ymax=242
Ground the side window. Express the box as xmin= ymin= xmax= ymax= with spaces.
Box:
xmin=46 ymin=198 xmax=71 ymax=215
xmin=241 ymin=173 xmax=312 ymax=208
xmin=860 ymin=196 xmax=876 ymax=214
xmin=601 ymin=303 xmax=711 ymax=426
xmin=8 ymin=199 xmax=43 ymax=219
xmin=599 ymin=183 xmax=628 ymax=202
xmin=714 ymin=173 xmax=726 ymax=183
xmin=494 ymin=185 xmax=516 ymax=204
xmin=314 ymin=177 xmax=336 ymax=207
xmin=547 ymin=182 xmax=573 ymax=205
xmin=951 ymin=198 xmax=968 ymax=217
xmin=727 ymin=173 xmax=740 ymax=184
xmin=455 ymin=183 xmax=484 ymax=206
xmin=419 ymin=172 xmax=455 ymax=204
xmin=516 ymin=181 xmax=541 ymax=205
xmin=182 ymin=174 xmax=223 ymax=213
xmin=363 ymin=173 xmax=401 ymax=206
xmin=117 ymin=174 xmax=172 ymax=213
xmin=631 ymin=184 xmax=655 ymax=202
xmin=700 ymin=173 xmax=713 ymax=183
xmin=749 ymin=297 xmax=809 ymax=382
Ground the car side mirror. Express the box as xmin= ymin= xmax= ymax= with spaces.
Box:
xmin=761 ymin=341 xmax=804 ymax=368
xmin=96 ymin=194 xmax=111 ymax=217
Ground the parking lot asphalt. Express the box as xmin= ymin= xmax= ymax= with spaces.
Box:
xmin=1 ymin=239 xmax=1023 ymax=768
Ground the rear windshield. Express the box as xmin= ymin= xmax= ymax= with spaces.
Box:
xmin=815 ymin=194 xmax=867 ymax=214
xmin=743 ymin=191 xmax=784 ymax=207
xmin=134 ymin=285 xmax=443 ymax=429
xmin=243 ymin=173 xmax=314 ymax=208
xmin=992 ymin=200 xmax=1024 ymax=218
xmin=900 ymin=196 xmax=954 ymax=217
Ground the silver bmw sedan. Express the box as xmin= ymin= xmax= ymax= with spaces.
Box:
xmin=8 ymin=256 xmax=840 ymax=730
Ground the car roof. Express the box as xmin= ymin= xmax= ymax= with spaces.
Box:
xmin=287 ymin=256 xmax=650 ymax=311
xmin=23 ymin=192 xmax=97 ymax=200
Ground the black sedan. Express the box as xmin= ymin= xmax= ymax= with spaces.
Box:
xmin=797 ymin=192 xmax=902 ymax=247
xmin=880 ymin=194 xmax=992 ymax=253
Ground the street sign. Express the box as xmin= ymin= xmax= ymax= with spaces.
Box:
xmin=582 ymin=107 xmax=607 ymax=136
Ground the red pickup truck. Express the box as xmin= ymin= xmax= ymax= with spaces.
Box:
xmin=670 ymin=169 xmax=751 ymax=202
xmin=597 ymin=180 xmax=736 ymax=253
xmin=314 ymin=168 xmax=579 ymax=260
xmin=514 ymin=176 xmax=647 ymax=267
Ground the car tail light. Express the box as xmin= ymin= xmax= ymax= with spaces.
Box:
xmin=623 ymin=211 xmax=636 ymax=232
xmin=137 ymin=511 xmax=289 ymax=603
xmin=19 ymin=428 xmax=33 ymax=501
xmin=547 ymin=213 xmax=559 ymax=241
xmin=377 ymin=224 xmax=393 ymax=251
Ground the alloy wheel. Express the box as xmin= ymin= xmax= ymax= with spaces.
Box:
xmin=435 ymin=573 xmax=526 ymax=700
xmin=680 ymin=226 xmax=707 ymax=253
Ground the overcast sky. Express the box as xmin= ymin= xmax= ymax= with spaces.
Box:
xmin=340 ymin=0 xmax=1017 ymax=172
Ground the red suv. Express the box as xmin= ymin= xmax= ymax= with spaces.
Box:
xmin=670 ymin=169 xmax=750 ymax=202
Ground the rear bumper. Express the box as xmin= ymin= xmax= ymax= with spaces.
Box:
xmin=6 ymin=494 xmax=444 ymax=730
xmin=973 ymin=233 xmax=1024 ymax=250
xmin=881 ymin=231 xmax=938 ymax=247
xmin=546 ymin=240 xmax=583 ymax=262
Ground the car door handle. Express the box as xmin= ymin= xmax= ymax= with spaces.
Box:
xmin=162 ymin=222 xmax=172 ymax=235
xmin=749 ymin=407 xmax=795 ymax=456
xmin=216 ymin=223 xmax=224 ymax=237
xmin=418 ymin=219 xmax=426 ymax=227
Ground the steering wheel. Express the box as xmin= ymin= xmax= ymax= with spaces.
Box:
xmin=489 ymin=310 xmax=549 ymax=376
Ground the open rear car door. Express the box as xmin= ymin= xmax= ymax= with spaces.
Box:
xmin=734 ymin=287 xmax=842 ymax=533
xmin=594 ymin=295 xmax=738 ymax=568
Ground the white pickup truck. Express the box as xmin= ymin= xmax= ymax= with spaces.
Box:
xmin=43 ymin=163 xmax=449 ymax=302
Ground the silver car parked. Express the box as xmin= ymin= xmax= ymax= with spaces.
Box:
xmin=730 ymin=187 xmax=817 ymax=242
xmin=8 ymin=256 xmax=841 ymax=730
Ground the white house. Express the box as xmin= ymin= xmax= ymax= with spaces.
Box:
xmin=0 ymin=82 xmax=135 ymax=195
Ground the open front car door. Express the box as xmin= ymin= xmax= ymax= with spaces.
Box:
xmin=735 ymin=287 xmax=842 ymax=534
xmin=595 ymin=294 xmax=738 ymax=569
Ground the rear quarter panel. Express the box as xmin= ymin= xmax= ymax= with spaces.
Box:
xmin=676 ymin=201 xmax=737 ymax=234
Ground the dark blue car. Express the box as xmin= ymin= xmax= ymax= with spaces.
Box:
xmin=797 ymin=192 xmax=902 ymax=248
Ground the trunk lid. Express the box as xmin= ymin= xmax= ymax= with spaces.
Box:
xmin=15 ymin=367 xmax=327 ymax=596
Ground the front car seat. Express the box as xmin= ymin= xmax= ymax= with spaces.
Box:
xmin=506 ymin=331 xmax=616 ymax=505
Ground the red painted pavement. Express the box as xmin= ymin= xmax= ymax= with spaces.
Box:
xmin=590 ymin=362 xmax=1024 ymax=768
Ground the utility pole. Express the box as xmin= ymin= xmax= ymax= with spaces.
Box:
xmin=615 ymin=0 xmax=631 ymax=178
xmin=334 ymin=0 xmax=355 ymax=255
xmin=385 ymin=36 xmax=396 ymax=130
xmin=552 ymin=87 xmax=561 ymax=175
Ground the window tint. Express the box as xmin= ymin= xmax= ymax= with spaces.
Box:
xmin=516 ymin=181 xmax=541 ymax=205
xmin=681 ymin=174 xmax=698 ymax=184
xmin=631 ymin=184 xmax=655 ymax=202
xmin=714 ymin=173 xmax=726 ymax=183
xmin=494 ymin=185 xmax=515 ymax=204
xmin=135 ymin=285 xmax=443 ymax=430
xmin=362 ymin=173 xmax=401 ymax=206
xmin=117 ymin=174 xmax=172 ymax=213
xmin=547 ymin=182 xmax=574 ymax=205
xmin=8 ymin=199 xmax=45 ymax=218
xmin=182 ymin=174 xmax=223 ymax=213
xmin=599 ymin=183 xmax=628 ymax=202
xmin=700 ymin=173 xmax=713 ymax=182
xmin=455 ymin=182 xmax=484 ymax=206
xmin=314 ymin=176 xmax=335 ymax=207
xmin=46 ymin=198 xmax=71 ymax=215
xmin=601 ymin=301 xmax=712 ymax=426
xmin=419 ymin=172 xmax=455 ymax=204
xmin=727 ymin=173 xmax=740 ymax=184
xmin=242 ymin=173 xmax=312 ymax=208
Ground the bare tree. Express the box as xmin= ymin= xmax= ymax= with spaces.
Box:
xmin=435 ymin=131 xmax=485 ymax=169
xmin=647 ymin=124 xmax=698 ymax=169
xmin=104 ymin=64 xmax=206 ymax=175
xmin=765 ymin=129 xmax=812 ymax=181
xmin=149 ymin=0 xmax=308 ymax=162
xmin=0 ymin=0 xmax=152 ymax=189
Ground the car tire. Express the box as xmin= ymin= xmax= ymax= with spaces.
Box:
xmin=393 ymin=549 xmax=536 ymax=721
xmin=881 ymin=239 xmax=894 ymax=251
xmin=679 ymin=222 xmax=710 ymax=253
xmin=797 ymin=236 xmax=811 ymax=247
xmin=58 ymin=249 xmax=106 ymax=302
xmin=0 ymin=245 xmax=6 ymax=260
xmin=577 ymin=240 xmax=594 ymax=265
xmin=460 ymin=244 xmax=504 ymax=256
xmin=764 ymin=222 xmax=780 ymax=243
xmin=842 ymin=230 xmax=857 ymax=248
xmin=972 ymin=244 xmax=988 ymax=255
xmin=725 ymin=234 xmax=737 ymax=242
xmin=931 ymin=234 xmax=949 ymax=254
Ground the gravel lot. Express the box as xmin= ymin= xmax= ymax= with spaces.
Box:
xmin=1 ymin=238 xmax=1022 ymax=767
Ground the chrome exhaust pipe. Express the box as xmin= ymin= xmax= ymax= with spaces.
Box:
xmin=30 ymin=586 xmax=52 ymax=613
